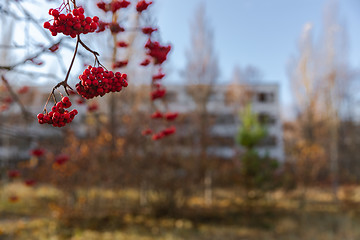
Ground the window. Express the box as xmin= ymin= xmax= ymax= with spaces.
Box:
xmin=258 ymin=113 xmax=276 ymax=125
xmin=217 ymin=114 xmax=236 ymax=124
xmin=258 ymin=135 xmax=277 ymax=147
xmin=257 ymin=92 xmax=275 ymax=103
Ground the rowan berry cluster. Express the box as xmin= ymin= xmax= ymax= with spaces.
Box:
xmin=8 ymin=170 xmax=20 ymax=179
xmin=151 ymin=126 xmax=176 ymax=140
xmin=136 ymin=0 xmax=153 ymax=12
xmin=76 ymin=66 xmax=128 ymax=99
xmin=146 ymin=110 xmax=178 ymax=140
xmin=97 ymin=0 xmax=131 ymax=13
xmin=152 ymin=70 xmax=165 ymax=80
xmin=54 ymin=154 xmax=70 ymax=166
xmin=150 ymin=111 xmax=178 ymax=121
xmin=142 ymin=27 xmax=157 ymax=35
xmin=112 ymin=60 xmax=128 ymax=68
xmin=151 ymin=86 xmax=166 ymax=100
xmin=30 ymin=148 xmax=46 ymax=157
xmin=37 ymin=96 xmax=78 ymax=127
xmin=43 ymin=7 xmax=99 ymax=37
xmin=145 ymin=39 xmax=171 ymax=65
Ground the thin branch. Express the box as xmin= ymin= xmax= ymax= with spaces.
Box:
xmin=78 ymin=37 xmax=107 ymax=69
xmin=42 ymin=35 xmax=80 ymax=111
xmin=0 ymin=39 xmax=65 ymax=71
xmin=63 ymin=35 xmax=80 ymax=87
xmin=0 ymin=44 xmax=26 ymax=49
xmin=1 ymin=75 xmax=32 ymax=121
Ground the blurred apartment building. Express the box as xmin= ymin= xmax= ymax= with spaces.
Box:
xmin=165 ymin=83 xmax=284 ymax=161
xmin=0 ymin=83 xmax=284 ymax=165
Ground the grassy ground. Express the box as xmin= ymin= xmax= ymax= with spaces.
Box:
xmin=1 ymin=183 xmax=360 ymax=240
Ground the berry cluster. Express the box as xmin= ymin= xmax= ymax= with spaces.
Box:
xmin=54 ymin=154 xmax=70 ymax=166
xmin=43 ymin=7 xmax=99 ymax=37
xmin=76 ymin=66 xmax=128 ymax=99
xmin=24 ymin=180 xmax=36 ymax=187
xmin=18 ymin=86 xmax=29 ymax=94
xmin=117 ymin=41 xmax=129 ymax=47
xmin=142 ymin=27 xmax=157 ymax=35
xmin=151 ymin=126 xmax=176 ymax=140
xmin=97 ymin=0 xmax=131 ymax=13
xmin=37 ymin=97 xmax=78 ymax=127
xmin=150 ymin=111 xmax=178 ymax=120
xmin=151 ymin=86 xmax=166 ymax=100
xmin=152 ymin=69 xmax=165 ymax=80
xmin=145 ymin=39 xmax=171 ymax=65
xmin=113 ymin=60 xmax=128 ymax=68
xmin=87 ymin=102 xmax=99 ymax=112
xmin=8 ymin=170 xmax=20 ymax=179
xmin=136 ymin=0 xmax=153 ymax=13
xmin=30 ymin=148 xmax=46 ymax=157
xmin=145 ymin=110 xmax=178 ymax=140
xmin=140 ymin=59 xmax=151 ymax=66
xmin=109 ymin=22 xmax=125 ymax=34
xmin=165 ymin=112 xmax=179 ymax=121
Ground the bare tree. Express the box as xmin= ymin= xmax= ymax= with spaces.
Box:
xmin=184 ymin=3 xmax=219 ymax=205
xmin=287 ymin=1 xmax=354 ymax=202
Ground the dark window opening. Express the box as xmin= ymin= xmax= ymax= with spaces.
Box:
xmin=257 ymin=92 xmax=275 ymax=103
xmin=258 ymin=113 xmax=276 ymax=125
xmin=258 ymin=135 xmax=277 ymax=147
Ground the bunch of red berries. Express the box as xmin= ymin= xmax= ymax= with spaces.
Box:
xmin=145 ymin=39 xmax=171 ymax=65
xmin=142 ymin=27 xmax=157 ymax=35
xmin=76 ymin=66 xmax=128 ymax=99
xmin=54 ymin=154 xmax=70 ymax=166
xmin=136 ymin=0 xmax=153 ymax=12
xmin=43 ymin=7 xmax=99 ymax=37
xmin=8 ymin=170 xmax=20 ymax=179
xmin=151 ymin=126 xmax=176 ymax=140
xmin=37 ymin=97 xmax=78 ymax=127
xmin=145 ymin=111 xmax=178 ymax=140
xmin=151 ymin=85 xmax=166 ymax=100
xmin=152 ymin=69 xmax=165 ymax=80
xmin=97 ymin=0 xmax=131 ymax=13
xmin=112 ymin=60 xmax=128 ymax=68
xmin=150 ymin=111 xmax=178 ymax=120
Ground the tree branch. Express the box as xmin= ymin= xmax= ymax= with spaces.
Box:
xmin=1 ymin=75 xmax=32 ymax=121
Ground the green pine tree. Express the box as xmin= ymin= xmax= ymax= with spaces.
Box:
xmin=236 ymin=104 xmax=278 ymax=200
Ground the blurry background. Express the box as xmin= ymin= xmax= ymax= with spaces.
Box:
xmin=0 ymin=0 xmax=360 ymax=239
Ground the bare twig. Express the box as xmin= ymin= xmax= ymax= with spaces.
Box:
xmin=78 ymin=37 xmax=107 ymax=69
xmin=1 ymin=75 xmax=32 ymax=121
xmin=42 ymin=35 xmax=80 ymax=111
xmin=0 ymin=39 xmax=65 ymax=71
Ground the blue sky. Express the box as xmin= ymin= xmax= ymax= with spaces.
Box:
xmin=153 ymin=0 xmax=360 ymax=113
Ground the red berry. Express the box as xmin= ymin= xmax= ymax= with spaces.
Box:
xmin=51 ymin=9 xmax=59 ymax=17
xmin=72 ymin=8 xmax=79 ymax=16
xmin=31 ymin=148 xmax=45 ymax=157
xmin=37 ymin=113 xmax=44 ymax=119
xmin=59 ymin=14 xmax=67 ymax=21
xmin=62 ymin=96 xmax=70 ymax=103
xmin=43 ymin=22 xmax=51 ymax=29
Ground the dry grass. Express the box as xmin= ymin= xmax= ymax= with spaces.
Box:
xmin=1 ymin=183 xmax=360 ymax=240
